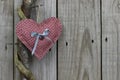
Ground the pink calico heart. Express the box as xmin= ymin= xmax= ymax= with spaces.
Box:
xmin=16 ymin=17 xmax=62 ymax=60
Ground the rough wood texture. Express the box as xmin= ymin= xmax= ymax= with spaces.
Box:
xmin=102 ymin=0 xmax=120 ymax=80
xmin=29 ymin=0 xmax=57 ymax=80
xmin=58 ymin=0 xmax=101 ymax=80
xmin=14 ymin=0 xmax=56 ymax=80
xmin=0 ymin=0 xmax=13 ymax=80
xmin=14 ymin=1 xmax=22 ymax=80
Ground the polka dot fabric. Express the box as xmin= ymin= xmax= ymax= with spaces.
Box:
xmin=16 ymin=17 xmax=62 ymax=60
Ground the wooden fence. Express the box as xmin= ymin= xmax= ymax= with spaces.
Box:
xmin=0 ymin=0 xmax=119 ymax=80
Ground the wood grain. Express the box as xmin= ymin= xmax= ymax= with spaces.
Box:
xmin=29 ymin=0 xmax=56 ymax=80
xmin=14 ymin=0 xmax=57 ymax=80
xmin=102 ymin=0 xmax=120 ymax=80
xmin=14 ymin=0 xmax=22 ymax=80
xmin=0 ymin=0 xmax=13 ymax=80
xmin=58 ymin=0 xmax=101 ymax=80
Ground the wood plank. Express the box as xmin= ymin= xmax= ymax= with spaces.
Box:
xmin=0 ymin=0 xmax=13 ymax=80
xmin=58 ymin=0 xmax=101 ymax=80
xmin=14 ymin=0 xmax=57 ymax=80
xmin=14 ymin=0 xmax=22 ymax=80
xmin=29 ymin=0 xmax=56 ymax=80
xmin=102 ymin=0 xmax=120 ymax=80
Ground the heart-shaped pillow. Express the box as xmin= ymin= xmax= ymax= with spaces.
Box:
xmin=16 ymin=17 xmax=62 ymax=60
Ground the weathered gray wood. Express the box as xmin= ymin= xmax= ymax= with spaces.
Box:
xmin=14 ymin=0 xmax=22 ymax=80
xmin=0 ymin=0 xmax=13 ymax=80
xmin=14 ymin=0 xmax=57 ymax=80
xmin=58 ymin=0 xmax=101 ymax=80
xmin=29 ymin=0 xmax=56 ymax=80
xmin=102 ymin=0 xmax=120 ymax=80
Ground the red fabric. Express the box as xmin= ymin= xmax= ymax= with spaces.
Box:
xmin=16 ymin=17 xmax=62 ymax=60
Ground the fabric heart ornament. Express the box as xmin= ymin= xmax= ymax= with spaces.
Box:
xmin=16 ymin=17 xmax=62 ymax=60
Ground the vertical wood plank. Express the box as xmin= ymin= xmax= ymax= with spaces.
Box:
xmin=29 ymin=0 xmax=57 ymax=80
xmin=14 ymin=0 xmax=57 ymax=80
xmin=14 ymin=0 xmax=22 ymax=80
xmin=102 ymin=0 xmax=120 ymax=80
xmin=29 ymin=0 xmax=56 ymax=80
xmin=0 ymin=0 xmax=13 ymax=80
xmin=58 ymin=0 xmax=101 ymax=80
